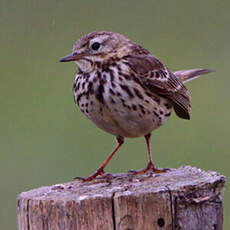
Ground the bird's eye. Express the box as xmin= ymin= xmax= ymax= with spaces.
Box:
xmin=91 ymin=42 xmax=101 ymax=51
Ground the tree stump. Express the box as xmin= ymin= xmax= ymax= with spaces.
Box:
xmin=17 ymin=166 xmax=226 ymax=230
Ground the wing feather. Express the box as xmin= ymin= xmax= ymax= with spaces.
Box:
xmin=123 ymin=54 xmax=191 ymax=119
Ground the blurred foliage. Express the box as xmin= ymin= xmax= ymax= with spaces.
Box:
xmin=0 ymin=0 xmax=229 ymax=229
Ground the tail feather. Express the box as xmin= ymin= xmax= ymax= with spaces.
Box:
xmin=173 ymin=68 xmax=214 ymax=83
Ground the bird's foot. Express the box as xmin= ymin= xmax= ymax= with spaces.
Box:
xmin=129 ymin=162 xmax=169 ymax=175
xmin=74 ymin=168 xmax=112 ymax=182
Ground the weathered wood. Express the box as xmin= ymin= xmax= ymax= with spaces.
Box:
xmin=17 ymin=166 xmax=226 ymax=230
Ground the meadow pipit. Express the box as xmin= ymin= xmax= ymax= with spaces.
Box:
xmin=60 ymin=31 xmax=213 ymax=181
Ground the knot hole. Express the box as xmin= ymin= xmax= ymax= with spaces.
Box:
xmin=157 ymin=217 xmax=165 ymax=227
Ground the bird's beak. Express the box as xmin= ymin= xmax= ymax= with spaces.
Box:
xmin=59 ymin=52 xmax=86 ymax=62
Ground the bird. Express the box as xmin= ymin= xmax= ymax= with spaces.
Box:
xmin=60 ymin=31 xmax=213 ymax=181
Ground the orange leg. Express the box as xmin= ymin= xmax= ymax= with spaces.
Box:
xmin=130 ymin=133 xmax=168 ymax=175
xmin=75 ymin=136 xmax=124 ymax=181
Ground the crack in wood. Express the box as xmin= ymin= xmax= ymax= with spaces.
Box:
xmin=166 ymin=185 xmax=175 ymax=230
xmin=111 ymin=192 xmax=117 ymax=230
xmin=26 ymin=199 xmax=30 ymax=230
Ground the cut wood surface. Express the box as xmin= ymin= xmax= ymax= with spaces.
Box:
xmin=17 ymin=166 xmax=226 ymax=230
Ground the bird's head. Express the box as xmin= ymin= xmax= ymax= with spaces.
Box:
xmin=60 ymin=31 xmax=133 ymax=72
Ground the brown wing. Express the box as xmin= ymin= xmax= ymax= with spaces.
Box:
xmin=123 ymin=54 xmax=191 ymax=119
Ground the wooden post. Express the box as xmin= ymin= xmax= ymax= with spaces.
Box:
xmin=17 ymin=166 xmax=226 ymax=230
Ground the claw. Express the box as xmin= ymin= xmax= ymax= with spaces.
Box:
xmin=129 ymin=162 xmax=169 ymax=175
xmin=74 ymin=168 xmax=113 ymax=182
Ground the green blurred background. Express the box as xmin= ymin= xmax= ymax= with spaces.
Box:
xmin=0 ymin=0 xmax=229 ymax=229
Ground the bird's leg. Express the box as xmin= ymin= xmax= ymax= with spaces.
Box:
xmin=75 ymin=136 xmax=124 ymax=182
xmin=130 ymin=133 xmax=168 ymax=175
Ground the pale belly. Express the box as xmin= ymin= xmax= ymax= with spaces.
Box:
xmin=73 ymin=70 xmax=172 ymax=138
xmin=75 ymin=87 xmax=172 ymax=138
xmin=87 ymin=96 xmax=172 ymax=138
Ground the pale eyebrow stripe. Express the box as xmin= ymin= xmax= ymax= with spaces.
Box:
xmin=101 ymin=37 xmax=110 ymax=46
